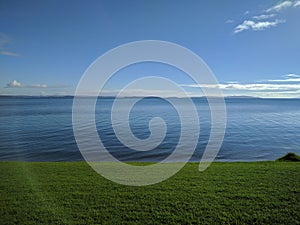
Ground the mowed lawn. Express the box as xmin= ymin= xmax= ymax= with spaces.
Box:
xmin=0 ymin=162 xmax=299 ymax=224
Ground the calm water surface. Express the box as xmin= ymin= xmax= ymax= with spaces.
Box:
xmin=0 ymin=96 xmax=299 ymax=162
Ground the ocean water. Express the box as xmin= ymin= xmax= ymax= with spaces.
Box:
xmin=0 ymin=96 xmax=300 ymax=162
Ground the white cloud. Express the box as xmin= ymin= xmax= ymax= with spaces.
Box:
xmin=0 ymin=33 xmax=20 ymax=57
xmin=263 ymin=74 xmax=300 ymax=82
xmin=232 ymin=1 xmax=300 ymax=34
xmin=180 ymin=74 xmax=300 ymax=98
xmin=266 ymin=1 xmax=293 ymax=12
xmin=234 ymin=19 xmax=285 ymax=33
xmin=226 ymin=19 xmax=234 ymax=24
xmin=253 ymin=14 xmax=276 ymax=20
xmin=234 ymin=21 xmax=253 ymax=33
xmin=0 ymin=51 xmax=21 ymax=57
xmin=4 ymin=75 xmax=300 ymax=98
xmin=222 ymin=83 xmax=300 ymax=91
xmin=6 ymin=80 xmax=47 ymax=88
xmin=284 ymin=74 xmax=300 ymax=78
xmin=7 ymin=80 xmax=22 ymax=87
xmin=249 ymin=90 xmax=300 ymax=98
xmin=268 ymin=78 xmax=300 ymax=82
xmin=294 ymin=1 xmax=300 ymax=7
xmin=182 ymin=83 xmax=300 ymax=91
xmin=30 ymin=84 xmax=48 ymax=88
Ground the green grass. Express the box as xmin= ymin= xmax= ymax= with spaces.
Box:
xmin=0 ymin=162 xmax=299 ymax=224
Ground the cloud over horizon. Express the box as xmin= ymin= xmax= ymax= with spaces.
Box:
xmin=181 ymin=74 xmax=300 ymax=98
xmin=265 ymin=74 xmax=300 ymax=83
xmin=6 ymin=80 xmax=47 ymax=88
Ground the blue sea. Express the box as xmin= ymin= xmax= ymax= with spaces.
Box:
xmin=0 ymin=96 xmax=300 ymax=162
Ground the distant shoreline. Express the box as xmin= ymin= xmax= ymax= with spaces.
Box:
xmin=1 ymin=95 xmax=300 ymax=100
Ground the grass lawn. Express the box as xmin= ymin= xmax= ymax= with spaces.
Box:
xmin=0 ymin=161 xmax=299 ymax=224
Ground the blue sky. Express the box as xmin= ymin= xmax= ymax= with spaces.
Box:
xmin=0 ymin=0 xmax=300 ymax=97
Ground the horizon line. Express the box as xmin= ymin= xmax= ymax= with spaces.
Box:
xmin=1 ymin=94 xmax=300 ymax=99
